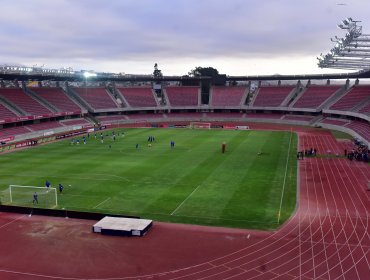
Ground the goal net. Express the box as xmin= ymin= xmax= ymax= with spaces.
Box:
xmin=189 ymin=122 xmax=211 ymax=129
xmin=2 ymin=185 xmax=58 ymax=208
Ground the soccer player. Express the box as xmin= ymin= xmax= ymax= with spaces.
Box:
xmin=45 ymin=180 xmax=51 ymax=191
xmin=136 ymin=143 xmax=139 ymax=149
xmin=58 ymin=183 xmax=64 ymax=194
xmin=33 ymin=192 xmax=38 ymax=204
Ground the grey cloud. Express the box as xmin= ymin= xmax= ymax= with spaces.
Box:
xmin=0 ymin=0 xmax=369 ymax=73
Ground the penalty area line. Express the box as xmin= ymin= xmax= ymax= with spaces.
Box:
xmin=93 ymin=197 xmax=111 ymax=209
xmin=171 ymin=185 xmax=201 ymax=216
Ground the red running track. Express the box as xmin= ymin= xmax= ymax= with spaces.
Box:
xmin=0 ymin=129 xmax=369 ymax=280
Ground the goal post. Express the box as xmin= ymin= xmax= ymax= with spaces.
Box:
xmin=6 ymin=185 xmax=58 ymax=208
xmin=189 ymin=122 xmax=211 ymax=129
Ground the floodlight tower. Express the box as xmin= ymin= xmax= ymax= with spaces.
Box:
xmin=318 ymin=18 xmax=370 ymax=71
xmin=83 ymin=71 xmax=97 ymax=97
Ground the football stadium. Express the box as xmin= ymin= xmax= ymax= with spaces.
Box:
xmin=0 ymin=2 xmax=369 ymax=280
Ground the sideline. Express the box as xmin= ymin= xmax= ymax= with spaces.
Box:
xmin=277 ymin=129 xmax=293 ymax=224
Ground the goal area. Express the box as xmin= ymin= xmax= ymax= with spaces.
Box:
xmin=189 ymin=122 xmax=211 ymax=129
xmin=1 ymin=185 xmax=58 ymax=208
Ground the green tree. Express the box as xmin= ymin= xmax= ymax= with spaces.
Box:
xmin=188 ymin=66 xmax=219 ymax=78
xmin=188 ymin=66 xmax=226 ymax=86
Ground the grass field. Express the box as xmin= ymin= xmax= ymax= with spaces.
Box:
xmin=0 ymin=128 xmax=297 ymax=230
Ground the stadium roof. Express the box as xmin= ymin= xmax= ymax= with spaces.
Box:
xmin=1 ymin=66 xmax=369 ymax=82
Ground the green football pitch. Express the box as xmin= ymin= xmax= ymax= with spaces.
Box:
xmin=0 ymin=128 xmax=298 ymax=230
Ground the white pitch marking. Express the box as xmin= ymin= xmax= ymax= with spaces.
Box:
xmin=0 ymin=173 xmax=130 ymax=182
xmin=93 ymin=197 xmax=111 ymax=209
xmin=171 ymin=185 xmax=202 ymax=216
xmin=277 ymin=129 xmax=293 ymax=224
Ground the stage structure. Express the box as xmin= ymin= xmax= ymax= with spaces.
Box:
xmin=93 ymin=216 xmax=153 ymax=237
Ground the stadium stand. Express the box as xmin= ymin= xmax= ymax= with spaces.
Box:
xmin=320 ymin=117 xmax=351 ymax=126
xmin=0 ymin=83 xmax=369 ymax=147
xmin=211 ymin=86 xmax=247 ymax=107
xmin=292 ymin=85 xmax=341 ymax=109
xmin=346 ymin=121 xmax=370 ymax=142
xmin=281 ymin=115 xmax=315 ymax=122
xmin=165 ymin=86 xmax=199 ymax=107
xmin=60 ymin=118 xmax=91 ymax=126
xmin=96 ymin=115 xmax=128 ymax=124
xmin=31 ymin=87 xmax=82 ymax=113
xmin=126 ymin=113 xmax=164 ymax=120
xmin=0 ymin=88 xmax=53 ymax=115
xmin=205 ymin=112 xmax=244 ymax=119
xmin=246 ymin=113 xmax=284 ymax=119
xmin=328 ymin=85 xmax=370 ymax=111
xmin=73 ymin=88 xmax=119 ymax=110
xmin=358 ymin=102 xmax=370 ymax=115
xmin=0 ymin=126 xmax=31 ymax=137
xmin=26 ymin=121 xmax=63 ymax=132
xmin=251 ymin=86 xmax=295 ymax=107
xmin=166 ymin=112 xmax=203 ymax=119
xmin=116 ymin=87 xmax=157 ymax=108
xmin=0 ymin=102 xmax=19 ymax=120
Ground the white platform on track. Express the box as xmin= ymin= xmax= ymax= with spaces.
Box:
xmin=93 ymin=216 xmax=153 ymax=236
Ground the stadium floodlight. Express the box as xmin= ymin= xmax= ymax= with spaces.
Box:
xmin=319 ymin=17 xmax=370 ymax=70
xmin=83 ymin=71 xmax=97 ymax=78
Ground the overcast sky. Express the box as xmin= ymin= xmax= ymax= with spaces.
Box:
xmin=0 ymin=0 xmax=369 ymax=76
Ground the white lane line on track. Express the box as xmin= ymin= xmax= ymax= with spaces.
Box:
xmin=0 ymin=215 xmax=26 ymax=230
